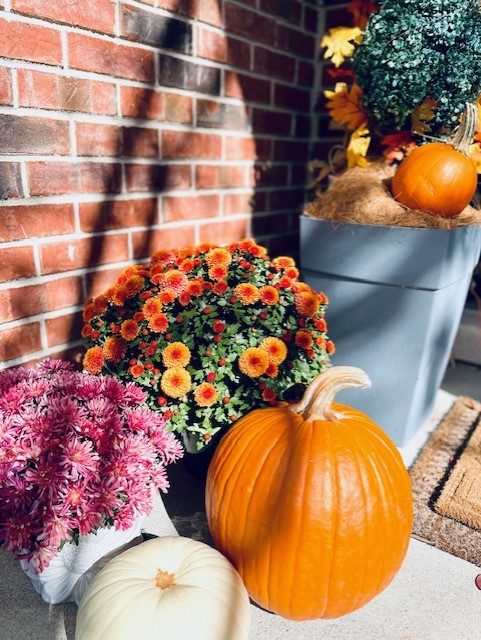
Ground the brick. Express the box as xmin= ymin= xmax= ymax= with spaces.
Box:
xmin=0 ymin=245 xmax=36 ymax=283
xmin=225 ymin=71 xmax=270 ymax=104
xmin=46 ymin=311 xmax=83 ymax=348
xmin=274 ymin=84 xmax=311 ymax=113
xmin=264 ymin=233 xmax=298 ymax=258
xmin=253 ymin=47 xmax=296 ymax=82
xmin=0 ymin=18 xmax=62 ymax=65
xmin=162 ymin=130 xmax=222 ymax=159
xmin=163 ymin=194 xmax=220 ymax=222
xmin=195 ymin=165 xmax=246 ymax=190
xmin=298 ymin=61 xmax=314 ymax=87
xmin=304 ymin=6 xmax=319 ymax=33
xmin=251 ymin=164 xmax=289 ymax=188
xmin=260 ymin=0 xmax=302 ymax=23
xmin=252 ymin=212 xmax=291 ymax=235
xmin=0 ymin=322 xmax=41 ymax=362
xmin=0 ymin=276 xmax=83 ymax=323
xmin=76 ymin=123 xmax=122 ymax=157
xmin=0 ymin=67 xmax=12 ymax=106
xmin=0 ymin=163 xmax=24 ymax=199
xmin=159 ymin=55 xmax=220 ymax=95
xmin=193 ymin=0 xmax=222 ymax=27
xmin=132 ymin=225 xmax=196 ymax=260
xmin=224 ymin=192 xmax=264 ymax=215
xmin=224 ymin=3 xmax=276 ymax=46
xmin=291 ymin=164 xmax=308 ymax=186
xmin=198 ymin=218 xmax=249 ymax=244
xmin=121 ymin=4 xmax=192 ymax=53
xmin=18 ymin=70 xmax=117 ymax=115
xmin=40 ymin=235 xmax=129 ymax=275
xmin=225 ymin=136 xmax=271 ymax=161
xmin=126 ymin=164 xmax=191 ymax=192
xmin=0 ymin=204 xmax=75 ymax=242
xmin=69 ymin=33 xmax=155 ymax=82
xmin=197 ymin=99 xmax=249 ymax=130
xmin=0 ymin=115 xmax=70 ymax=155
xmin=86 ymin=266 xmax=126 ymax=299
xmin=273 ymin=140 xmax=309 ymax=162
xmin=79 ymin=199 xmax=158 ymax=232
xmin=252 ymin=108 xmax=292 ymax=136
xmin=226 ymin=38 xmax=251 ymax=71
xmin=295 ymin=115 xmax=311 ymax=138
xmin=277 ymin=25 xmax=315 ymax=59
xmin=28 ymin=162 xmax=122 ymax=196
xmin=11 ymin=0 xmax=115 ymax=34
xmin=122 ymin=127 xmax=159 ymax=158
xmin=268 ymin=188 xmax=304 ymax=212
xmin=197 ymin=27 xmax=227 ymax=63
xmin=326 ymin=7 xmax=352 ymax=30
xmin=120 ymin=86 xmax=192 ymax=123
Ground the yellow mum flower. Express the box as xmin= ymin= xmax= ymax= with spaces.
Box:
xmin=259 ymin=337 xmax=287 ymax=365
xmin=162 ymin=342 xmax=191 ymax=368
xmin=160 ymin=367 xmax=192 ymax=398
xmin=194 ymin=382 xmax=218 ymax=407
xmin=238 ymin=347 xmax=269 ymax=378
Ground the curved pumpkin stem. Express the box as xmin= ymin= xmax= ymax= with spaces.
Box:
xmin=288 ymin=366 xmax=371 ymax=422
xmin=451 ymin=102 xmax=477 ymax=155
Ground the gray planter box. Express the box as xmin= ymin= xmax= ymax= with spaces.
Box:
xmin=300 ymin=216 xmax=481 ymax=446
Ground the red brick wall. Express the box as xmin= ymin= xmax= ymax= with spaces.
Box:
xmin=0 ymin=0 xmax=323 ymax=368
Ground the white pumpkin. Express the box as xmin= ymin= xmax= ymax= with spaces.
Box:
xmin=75 ymin=536 xmax=251 ymax=640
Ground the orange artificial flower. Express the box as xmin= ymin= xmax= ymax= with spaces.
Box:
xmin=83 ymin=346 xmax=104 ymax=375
xmin=160 ymin=367 xmax=192 ymax=398
xmin=148 ymin=313 xmax=169 ymax=333
xmin=120 ymin=319 xmax=140 ymax=341
xmin=162 ymin=342 xmax=191 ymax=368
xmin=238 ymin=347 xmax=269 ymax=378
xmin=103 ymin=336 xmax=127 ymax=363
xmin=295 ymin=291 xmax=320 ymax=317
xmin=295 ymin=330 xmax=313 ymax=350
xmin=142 ymin=297 xmax=163 ymax=318
xmin=234 ymin=283 xmax=260 ymax=305
xmin=259 ymin=337 xmax=288 ymax=365
xmin=259 ymin=286 xmax=279 ymax=305
xmin=194 ymin=382 xmax=218 ymax=407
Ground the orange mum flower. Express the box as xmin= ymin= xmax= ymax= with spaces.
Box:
xmin=103 ymin=336 xmax=127 ymax=363
xmin=83 ymin=346 xmax=104 ymax=375
xmin=295 ymin=291 xmax=320 ymax=317
xmin=213 ymin=280 xmax=228 ymax=295
xmin=160 ymin=367 xmax=192 ymax=398
xmin=158 ymin=289 xmax=176 ymax=304
xmin=259 ymin=286 xmax=279 ymax=305
xmin=272 ymin=256 xmax=295 ymax=269
xmin=82 ymin=303 xmax=96 ymax=323
xmin=151 ymin=249 xmax=176 ymax=264
xmin=148 ymin=313 xmax=169 ymax=333
xmin=238 ymin=347 xmax=269 ymax=378
xmin=295 ymin=330 xmax=313 ymax=350
xmin=265 ymin=363 xmax=279 ymax=378
xmin=327 ymin=340 xmax=336 ymax=355
xmin=208 ymin=264 xmax=228 ymax=281
xmin=120 ymin=319 xmax=140 ymax=341
xmin=234 ymin=283 xmax=260 ymax=305
xmin=93 ymin=295 xmax=108 ymax=316
xmin=188 ymin=279 xmax=203 ymax=296
xmin=123 ymin=275 xmax=145 ymax=299
xmin=285 ymin=267 xmax=299 ymax=280
xmin=110 ymin=285 xmax=128 ymax=306
xmin=81 ymin=324 xmax=93 ymax=338
xmin=292 ymin=282 xmax=311 ymax=293
xmin=205 ymin=247 xmax=232 ymax=266
xmin=162 ymin=342 xmax=191 ymax=368
xmin=142 ymin=297 xmax=163 ymax=318
xmin=163 ymin=269 xmax=188 ymax=293
xmin=239 ymin=238 xmax=255 ymax=252
xmin=194 ymin=382 xmax=218 ymax=407
xmin=259 ymin=337 xmax=287 ymax=365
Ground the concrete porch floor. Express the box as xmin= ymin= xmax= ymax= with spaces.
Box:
xmin=2 ymin=361 xmax=481 ymax=640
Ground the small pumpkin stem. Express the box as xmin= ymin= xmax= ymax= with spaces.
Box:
xmin=288 ymin=366 xmax=371 ymax=422
xmin=451 ymin=103 xmax=477 ymax=155
xmin=155 ymin=569 xmax=175 ymax=589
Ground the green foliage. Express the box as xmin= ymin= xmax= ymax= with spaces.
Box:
xmin=352 ymin=0 xmax=481 ymax=133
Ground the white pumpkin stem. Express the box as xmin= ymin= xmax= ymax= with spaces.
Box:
xmin=451 ymin=102 xmax=477 ymax=155
xmin=288 ymin=366 xmax=371 ymax=422
xmin=155 ymin=569 xmax=175 ymax=589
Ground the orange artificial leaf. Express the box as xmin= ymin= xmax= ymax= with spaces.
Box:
xmin=348 ymin=0 xmax=379 ymax=29
xmin=321 ymin=27 xmax=362 ymax=68
xmin=469 ymin=142 xmax=481 ymax=174
xmin=411 ymin=97 xmax=437 ymax=135
xmin=381 ymin=131 xmax=417 ymax=164
xmin=324 ymin=82 xmax=368 ymax=131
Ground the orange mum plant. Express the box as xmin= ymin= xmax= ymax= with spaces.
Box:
xmin=82 ymin=240 xmax=334 ymax=451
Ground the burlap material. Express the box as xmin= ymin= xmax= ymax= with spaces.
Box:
xmin=305 ymin=164 xmax=481 ymax=229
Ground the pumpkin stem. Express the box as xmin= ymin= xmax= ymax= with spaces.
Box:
xmin=288 ymin=366 xmax=371 ymax=422
xmin=451 ymin=103 xmax=477 ymax=155
xmin=155 ymin=569 xmax=175 ymax=589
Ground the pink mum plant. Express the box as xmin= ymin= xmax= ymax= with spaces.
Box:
xmin=0 ymin=359 xmax=182 ymax=573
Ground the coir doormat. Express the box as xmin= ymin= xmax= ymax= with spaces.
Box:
xmin=409 ymin=396 xmax=481 ymax=564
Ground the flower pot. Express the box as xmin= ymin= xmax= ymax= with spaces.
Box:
xmin=20 ymin=518 xmax=145 ymax=605
xmin=181 ymin=430 xmax=223 ymax=481
xmin=300 ymin=216 xmax=481 ymax=445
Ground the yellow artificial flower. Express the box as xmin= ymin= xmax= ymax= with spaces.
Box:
xmin=346 ymin=124 xmax=371 ymax=168
xmin=324 ymin=83 xmax=367 ymax=131
xmin=321 ymin=26 xmax=362 ymax=68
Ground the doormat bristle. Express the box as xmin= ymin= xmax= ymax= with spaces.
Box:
xmin=409 ymin=396 xmax=481 ymax=565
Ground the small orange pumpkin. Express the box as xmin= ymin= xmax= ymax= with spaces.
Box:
xmin=205 ymin=366 xmax=413 ymax=621
xmin=391 ymin=103 xmax=478 ymax=217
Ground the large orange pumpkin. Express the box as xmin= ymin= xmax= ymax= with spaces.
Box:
xmin=391 ymin=103 xmax=478 ymax=217
xmin=205 ymin=366 xmax=413 ymax=620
